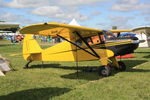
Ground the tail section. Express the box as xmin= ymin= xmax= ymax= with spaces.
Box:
xmin=23 ymin=34 xmax=42 ymax=61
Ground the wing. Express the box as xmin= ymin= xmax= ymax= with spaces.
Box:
xmin=19 ymin=23 xmax=103 ymax=40
xmin=109 ymin=29 xmax=132 ymax=33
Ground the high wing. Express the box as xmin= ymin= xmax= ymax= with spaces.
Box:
xmin=19 ymin=23 xmax=103 ymax=41
xmin=19 ymin=22 xmax=133 ymax=42
xmin=110 ymin=29 xmax=132 ymax=33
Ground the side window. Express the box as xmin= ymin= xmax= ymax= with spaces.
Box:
xmin=99 ymin=34 xmax=105 ymax=43
xmin=75 ymin=33 xmax=106 ymax=46
xmin=75 ymin=39 xmax=82 ymax=46
xmin=91 ymin=36 xmax=100 ymax=44
xmin=86 ymin=38 xmax=93 ymax=45
xmin=104 ymin=31 xmax=115 ymax=40
xmin=85 ymin=34 xmax=106 ymax=45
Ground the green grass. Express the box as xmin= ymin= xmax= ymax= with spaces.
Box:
xmin=0 ymin=43 xmax=150 ymax=100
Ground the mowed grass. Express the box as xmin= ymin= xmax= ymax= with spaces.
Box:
xmin=0 ymin=43 xmax=150 ymax=100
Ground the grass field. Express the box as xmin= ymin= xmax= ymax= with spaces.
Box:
xmin=0 ymin=42 xmax=150 ymax=100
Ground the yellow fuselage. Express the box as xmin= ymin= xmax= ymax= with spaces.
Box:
xmin=23 ymin=35 xmax=114 ymax=62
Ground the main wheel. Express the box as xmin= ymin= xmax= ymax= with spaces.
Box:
xmin=98 ymin=66 xmax=111 ymax=77
xmin=118 ymin=61 xmax=126 ymax=71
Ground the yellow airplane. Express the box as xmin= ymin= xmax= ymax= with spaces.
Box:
xmin=19 ymin=23 xmax=139 ymax=77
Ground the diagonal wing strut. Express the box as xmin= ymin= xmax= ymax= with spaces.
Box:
xmin=73 ymin=31 xmax=100 ymax=58
xmin=57 ymin=31 xmax=100 ymax=59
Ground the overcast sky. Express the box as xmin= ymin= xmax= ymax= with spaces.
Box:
xmin=0 ymin=0 xmax=150 ymax=29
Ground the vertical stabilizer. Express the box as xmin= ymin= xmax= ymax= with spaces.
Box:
xmin=23 ymin=35 xmax=42 ymax=60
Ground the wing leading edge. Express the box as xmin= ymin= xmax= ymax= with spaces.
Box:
xmin=19 ymin=22 xmax=133 ymax=40
xmin=19 ymin=23 xmax=102 ymax=40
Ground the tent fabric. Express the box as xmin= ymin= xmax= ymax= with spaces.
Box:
xmin=0 ymin=55 xmax=11 ymax=74
xmin=120 ymin=33 xmax=136 ymax=36
xmin=69 ymin=19 xmax=81 ymax=26
xmin=0 ymin=62 xmax=11 ymax=72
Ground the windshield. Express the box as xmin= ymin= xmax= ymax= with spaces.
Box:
xmin=103 ymin=31 xmax=116 ymax=39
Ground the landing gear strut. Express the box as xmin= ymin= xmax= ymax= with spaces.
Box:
xmin=117 ymin=61 xmax=126 ymax=71
xmin=23 ymin=60 xmax=32 ymax=69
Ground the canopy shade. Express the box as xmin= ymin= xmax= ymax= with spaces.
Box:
xmin=120 ymin=32 xmax=136 ymax=36
xmin=0 ymin=22 xmax=19 ymax=29
xmin=132 ymin=27 xmax=150 ymax=36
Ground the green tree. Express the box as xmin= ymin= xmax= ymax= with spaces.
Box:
xmin=0 ymin=21 xmax=5 ymax=22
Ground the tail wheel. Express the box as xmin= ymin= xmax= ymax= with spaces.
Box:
xmin=23 ymin=60 xmax=32 ymax=69
xmin=118 ymin=61 xmax=126 ymax=71
xmin=98 ymin=66 xmax=111 ymax=77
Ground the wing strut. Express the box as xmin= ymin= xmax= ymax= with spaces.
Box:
xmin=73 ymin=31 xmax=100 ymax=58
xmin=57 ymin=34 xmax=99 ymax=58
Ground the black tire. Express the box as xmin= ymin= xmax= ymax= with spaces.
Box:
xmin=118 ymin=61 xmax=126 ymax=71
xmin=98 ymin=66 xmax=111 ymax=77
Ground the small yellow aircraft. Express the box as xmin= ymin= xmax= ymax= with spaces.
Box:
xmin=19 ymin=23 xmax=139 ymax=77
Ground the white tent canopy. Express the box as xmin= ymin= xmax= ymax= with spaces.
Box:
xmin=69 ymin=19 xmax=81 ymax=26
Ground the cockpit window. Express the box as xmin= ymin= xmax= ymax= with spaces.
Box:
xmin=103 ymin=31 xmax=115 ymax=39
xmin=86 ymin=34 xmax=105 ymax=45
xmin=86 ymin=37 xmax=93 ymax=45
xmin=75 ymin=39 xmax=82 ymax=46
xmin=75 ymin=32 xmax=106 ymax=46
xmin=91 ymin=36 xmax=100 ymax=44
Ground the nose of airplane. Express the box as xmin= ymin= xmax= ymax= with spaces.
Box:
xmin=131 ymin=36 xmax=139 ymax=49
xmin=131 ymin=37 xmax=140 ymax=44
xmin=114 ymin=36 xmax=139 ymax=56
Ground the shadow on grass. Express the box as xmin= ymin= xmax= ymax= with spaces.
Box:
xmin=28 ymin=60 xmax=149 ymax=80
xmin=30 ymin=64 xmax=100 ymax=80
xmin=122 ymin=60 xmax=150 ymax=72
xmin=30 ymin=64 xmax=98 ymax=71
xmin=135 ymin=51 xmax=150 ymax=54
xmin=0 ymin=44 xmax=12 ymax=47
xmin=143 ymin=55 xmax=150 ymax=58
xmin=123 ymin=60 xmax=148 ymax=69
xmin=30 ymin=64 xmax=62 ymax=69
xmin=0 ymin=87 xmax=71 ymax=100
xmin=127 ymin=69 xmax=150 ymax=72
xmin=29 ymin=60 xmax=148 ymax=70
xmin=61 ymin=71 xmax=100 ymax=80
xmin=61 ymin=60 xmax=150 ymax=80
xmin=135 ymin=51 xmax=150 ymax=58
